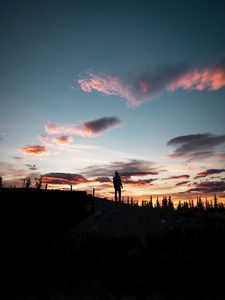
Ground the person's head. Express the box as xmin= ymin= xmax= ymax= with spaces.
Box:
xmin=115 ymin=171 xmax=119 ymax=176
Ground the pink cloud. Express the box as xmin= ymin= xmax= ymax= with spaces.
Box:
xmin=78 ymin=59 xmax=225 ymax=107
xmin=165 ymin=153 xmax=190 ymax=159
xmin=218 ymin=154 xmax=225 ymax=160
xmin=162 ymin=175 xmax=190 ymax=180
xmin=39 ymin=135 xmax=49 ymax=143
xmin=78 ymin=74 xmax=145 ymax=107
xmin=168 ymin=68 xmax=225 ymax=92
xmin=195 ymin=169 xmax=225 ymax=179
xmin=52 ymin=135 xmax=73 ymax=145
xmin=21 ymin=145 xmax=48 ymax=156
xmin=45 ymin=117 xmax=122 ymax=137
xmin=43 ymin=173 xmax=88 ymax=185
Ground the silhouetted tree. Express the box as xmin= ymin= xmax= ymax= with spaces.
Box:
xmin=214 ymin=194 xmax=218 ymax=209
xmin=168 ymin=196 xmax=174 ymax=210
xmin=162 ymin=196 xmax=168 ymax=208
xmin=177 ymin=201 xmax=182 ymax=211
xmin=0 ymin=176 xmax=2 ymax=188
xmin=149 ymin=195 xmax=153 ymax=208
xmin=197 ymin=197 xmax=204 ymax=211
xmin=156 ymin=197 xmax=160 ymax=208
xmin=25 ymin=177 xmax=31 ymax=188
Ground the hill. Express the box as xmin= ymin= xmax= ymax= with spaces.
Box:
xmin=11 ymin=190 xmax=225 ymax=300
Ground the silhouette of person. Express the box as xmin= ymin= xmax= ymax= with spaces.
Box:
xmin=113 ymin=171 xmax=123 ymax=202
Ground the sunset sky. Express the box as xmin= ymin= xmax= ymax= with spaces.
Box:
xmin=1 ymin=0 xmax=225 ymax=201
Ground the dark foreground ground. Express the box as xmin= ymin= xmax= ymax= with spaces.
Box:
xmin=8 ymin=189 xmax=225 ymax=300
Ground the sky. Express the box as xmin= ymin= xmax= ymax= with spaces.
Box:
xmin=1 ymin=0 xmax=225 ymax=202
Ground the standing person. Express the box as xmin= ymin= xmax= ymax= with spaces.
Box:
xmin=113 ymin=171 xmax=123 ymax=202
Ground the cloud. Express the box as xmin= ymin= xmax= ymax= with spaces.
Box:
xmin=89 ymin=175 xmax=155 ymax=187
xmin=162 ymin=175 xmax=190 ymax=180
xmin=25 ymin=164 xmax=37 ymax=171
xmin=175 ymin=181 xmax=190 ymax=187
xmin=39 ymin=135 xmax=49 ymax=143
xmin=167 ymin=133 xmax=225 ymax=161
xmin=52 ymin=135 xmax=74 ymax=145
xmin=20 ymin=145 xmax=48 ymax=156
xmin=187 ymin=180 xmax=225 ymax=193
xmin=195 ymin=169 xmax=225 ymax=179
xmin=78 ymin=57 xmax=225 ymax=107
xmin=0 ymin=161 xmax=41 ymax=187
xmin=43 ymin=172 xmax=87 ymax=185
xmin=91 ymin=177 xmax=112 ymax=183
xmin=122 ymin=178 xmax=156 ymax=187
xmin=78 ymin=73 xmax=143 ymax=108
xmin=45 ymin=116 xmax=122 ymax=137
xmin=82 ymin=159 xmax=159 ymax=177
xmin=13 ymin=156 xmax=23 ymax=160
xmin=166 ymin=151 xmax=214 ymax=160
xmin=0 ymin=161 xmax=26 ymax=178
xmin=218 ymin=153 xmax=225 ymax=160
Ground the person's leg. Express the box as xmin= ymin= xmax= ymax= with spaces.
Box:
xmin=115 ymin=189 xmax=118 ymax=201
xmin=118 ymin=188 xmax=121 ymax=202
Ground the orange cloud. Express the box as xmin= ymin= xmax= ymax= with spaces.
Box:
xmin=52 ymin=135 xmax=73 ymax=145
xmin=21 ymin=145 xmax=48 ymax=156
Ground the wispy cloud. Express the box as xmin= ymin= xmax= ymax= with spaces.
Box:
xmin=195 ymin=169 xmax=225 ymax=179
xmin=43 ymin=172 xmax=87 ymax=185
xmin=52 ymin=135 xmax=73 ymax=145
xmin=167 ymin=133 xmax=225 ymax=161
xmin=82 ymin=159 xmax=159 ymax=177
xmin=78 ymin=57 xmax=225 ymax=107
xmin=13 ymin=156 xmax=23 ymax=160
xmin=175 ymin=181 xmax=190 ymax=187
xmin=166 ymin=151 xmax=214 ymax=160
xmin=25 ymin=164 xmax=37 ymax=170
xmin=39 ymin=135 xmax=49 ymax=143
xmin=122 ymin=178 xmax=156 ymax=187
xmin=78 ymin=74 xmax=142 ymax=107
xmin=20 ymin=145 xmax=48 ymax=156
xmin=45 ymin=116 xmax=122 ymax=137
xmin=91 ymin=177 xmax=111 ymax=183
xmin=187 ymin=180 xmax=225 ymax=193
xmin=162 ymin=175 xmax=190 ymax=180
xmin=218 ymin=153 xmax=225 ymax=160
